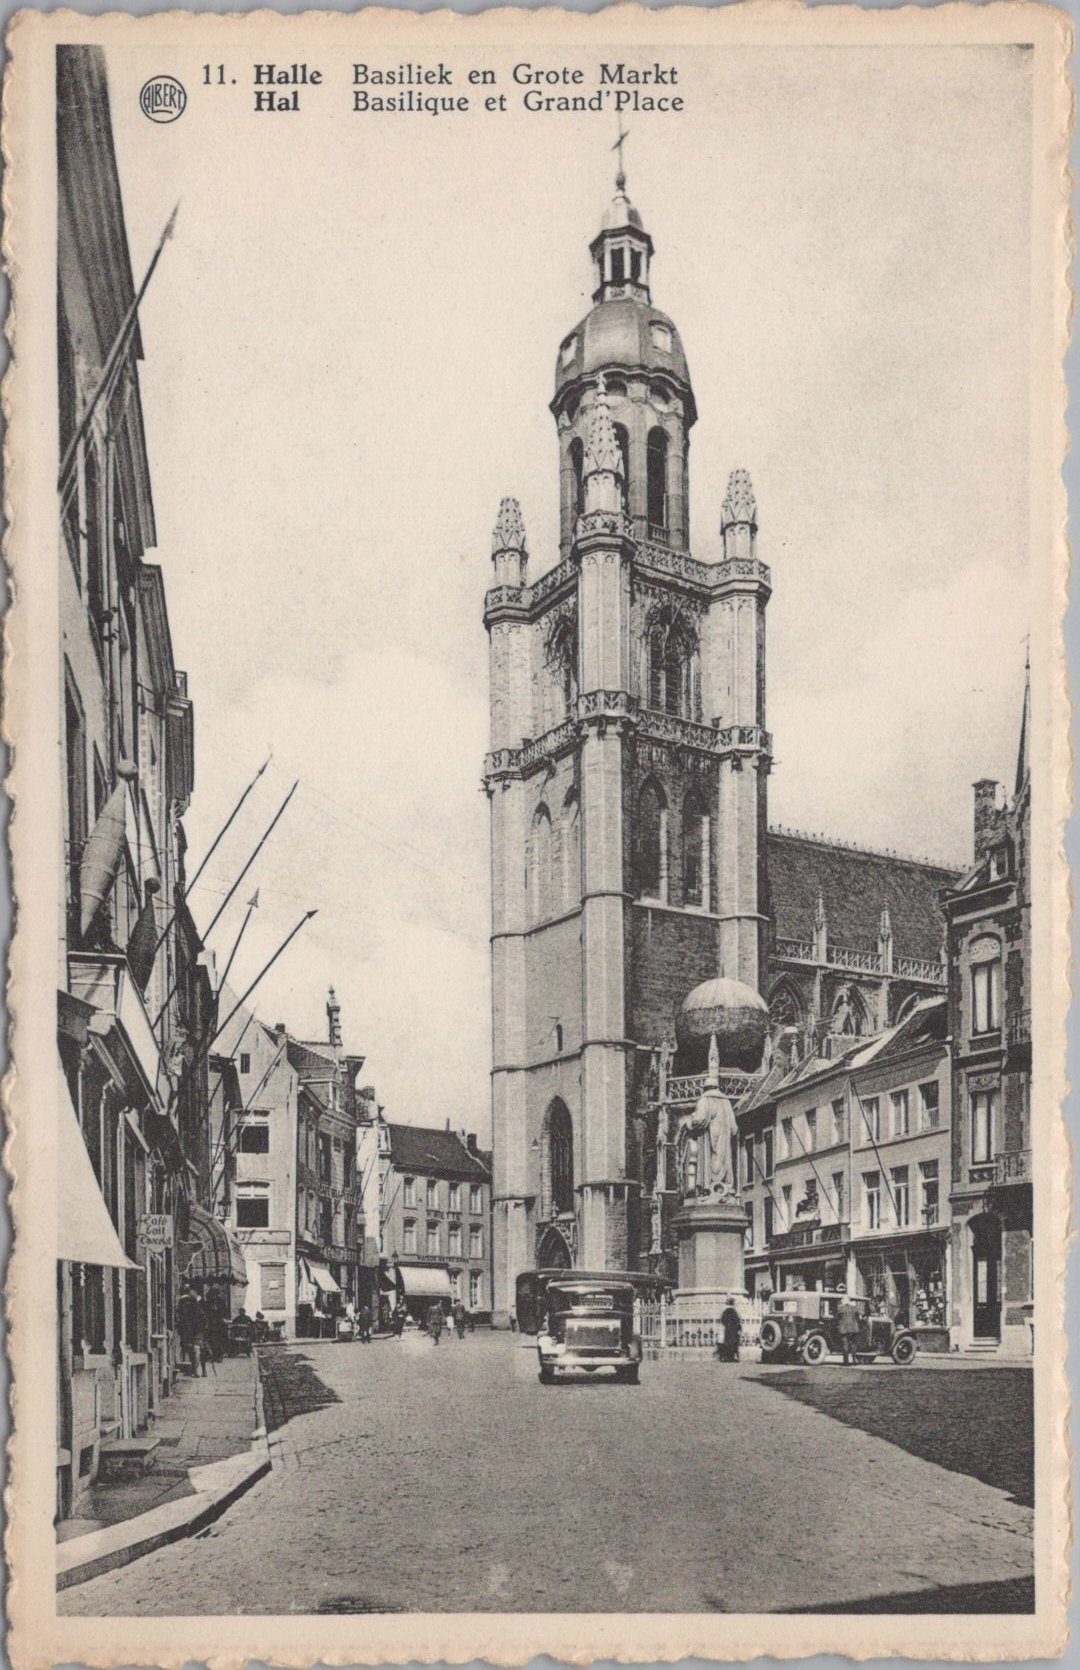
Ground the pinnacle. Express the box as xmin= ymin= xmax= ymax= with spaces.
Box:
xmin=584 ymin=381 xmax=623 ymax=479
xmin=491 ymin=496 xmax=527 ymax=556
xmin=721 ymin=468 xmax=757 ymax=529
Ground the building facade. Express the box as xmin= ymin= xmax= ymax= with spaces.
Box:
xmin=56 ymin=43 xmax=218 ymax=1515
xmin=943 ymin=688 xmax=1033 ymax=1354
xmin=483 ymin=169 xmax=960 ymax=1322
xmin=356 ymin=1112 xmax=493 ymax=1321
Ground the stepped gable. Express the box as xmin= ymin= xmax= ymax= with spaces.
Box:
xmin=387 ymin=1123 xmax=491 ymax=1182
xmin=766 ymin=829 xmax=961 ymax=961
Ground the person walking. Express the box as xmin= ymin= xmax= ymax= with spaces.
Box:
xmin=392 ymin=1301 xmax=406 ymax=1338
xmin=427 ymin=1300 xmax=444 ymax=1345
xmin=453 ymin=1298 xmax=466 ymax=1341
xmin=357 ymin=1301 xmax=372 ymax=1344
xmin=717 ymin=1303 xmax=742 ymax=1363
xmin=836 ymin=1287 xmax=861 ymax=1366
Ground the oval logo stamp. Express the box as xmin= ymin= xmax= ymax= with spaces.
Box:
xmin=140 ymin=75 xmax=187 ymax=123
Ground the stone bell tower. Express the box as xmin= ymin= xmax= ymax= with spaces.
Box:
xmin=484 ymin=165 xmax=772 ymax=1324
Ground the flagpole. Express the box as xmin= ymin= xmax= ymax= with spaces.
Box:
xmin=58 ymin=203 xmax=179 ymax=493
xmin=216 ymin=891 xmax=259 ymax=997
xmin=208 ymin=910 xmax=317 ymax=1050
xmin=200 ymin=781 xmax=298 ymax=943
xmin=150 ymin=755 xmax=270 ymax=965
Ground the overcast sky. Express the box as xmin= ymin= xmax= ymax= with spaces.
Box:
xmin=106 ymin=41 xmax=1032 ymax=1139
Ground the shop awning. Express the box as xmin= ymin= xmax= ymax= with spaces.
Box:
xmin=395 ymin=1263 xmax=452 ymax=1300
xmin=58 ymin=1069 xmax=136 ymax=1269
xmin=307 ymin=1260 xmax=340 ymax=1295
xmin=378 ymin=1266 xmax=399 ymax=1292
xmin=179 ymin=1201 xmax=248 ymax=1285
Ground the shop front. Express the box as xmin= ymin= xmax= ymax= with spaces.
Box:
xmin=767 ymin=1223 xmax=849 ymax=1295
xmin=296 ymin=1252 xmax=342 ymax=1337
xmin=394 ymin=1261 xmax=452 ymax=1320
xmin=852 ymin=1228 xmax=950 ymax=1351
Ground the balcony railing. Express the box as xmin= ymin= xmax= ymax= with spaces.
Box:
xmin=774 ymin=937 xmax=814 ymax=962
xmin=895 ymin=955 xmax=947 ymax=983
xmin=995 ymin=1149 xmax=1032 ymax=1185
xmin=829 ymin=944 xmax=884 ymax=974
xmin=1008 ymin=1011 xmax=1032 ymax=1047
xmin=663 ymin=1072 xmax=758 ymax=1105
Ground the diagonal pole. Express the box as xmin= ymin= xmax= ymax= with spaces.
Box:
xmin=217 ymin=890 xmax=259 ymax=997
xmin=200 ymin=781 xmax=298 ymax=944
xmin=150 ymin=756 xmax=270 ymax=965
xmin=208 ymin=910 xmax=317 ymax=1050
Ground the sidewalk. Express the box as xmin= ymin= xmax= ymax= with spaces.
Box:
xmin=57 ymin=1352 xmax=270 ymax=1591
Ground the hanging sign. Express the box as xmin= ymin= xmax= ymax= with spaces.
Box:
xmin=137 ymin=1212 xmax=174 ymax=1253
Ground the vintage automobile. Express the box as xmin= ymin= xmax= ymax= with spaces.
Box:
xmin=529 ymin=1275 xmax=644 ymax=1384
xmin=758 ymin=1290 xmax=918 ymax=1366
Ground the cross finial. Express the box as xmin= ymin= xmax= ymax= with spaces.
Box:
xmin=612 ymin=121 xmax=630 ymax=191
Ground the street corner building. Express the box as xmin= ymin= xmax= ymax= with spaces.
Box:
xmin=481 ymin=166 xmax=1034 ymax=1353
xmin=55 ymin=44 xmax=244 ymax=1518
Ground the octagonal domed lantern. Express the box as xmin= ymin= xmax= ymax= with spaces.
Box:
xmin=676 ymin=976 xmax=769 ymax=1073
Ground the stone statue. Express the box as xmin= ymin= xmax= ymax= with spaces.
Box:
xmin=677 ymin=1089 xmax=739 ymax=1203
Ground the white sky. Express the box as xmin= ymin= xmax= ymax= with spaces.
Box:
xmin=105 ymin=41 xmax=1032 ymax=1140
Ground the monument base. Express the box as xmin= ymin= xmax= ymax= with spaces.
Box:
xmin=673 ymin=1196 xmax=747 ymax=1292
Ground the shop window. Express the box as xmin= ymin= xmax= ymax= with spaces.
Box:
xmin=863 ymin=1171 xmax=881 ymax=1230
xmin=971 ymin=1089 xmax=998 ymax=1163
xmin=470 ymin=1270 xmax=482 ymax=1308
xmin=470 ymin=1184 xmax=482 ymax=1213
xmin=237 ymin=1184 xmax=270 ymax=1229
xmin=919 ymin=1081 xmax=940 ymax=1129
xmin=891 ymin=1089 xmax=910 ymax=1136
xmin=238 ymin=1116 xmax=270 ymax=1154
xmin=470 ymin=1224 xmax=484 ymax=1257
xmin=762 ymin=1129 xmax=774 ymax=1179
xmin=919 ymin=1160 xmax=939 ymax=1226
xmin=891 ymin=1166 xmax=909 ymax=1227
xmin=403 ymin=1176 xmax=416 ymax=1207
xmin=403 ymin=1219 xmax=417 ymax=1254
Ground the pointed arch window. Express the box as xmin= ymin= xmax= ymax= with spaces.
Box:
xmin=612 ymin=423 xmax=630 ymax=510
xmin=683 ymin=790 xmax=709 ymax=910
xmin=637 ymin=779 xmax=668 ymax=901
xmin=647 ymin=427 xmax=669 ymax=538
xmin=530 ymin=804 xmax=553 ymax=924
xmin=542 ymin=1099 xmax=575 ymax=1218
xmin=647 ymin=613 xmax=699 ymax=719
xmin=561 ymin=789 xmax=581 ymax=909
xmin=569 ymin=437 xmax=585 ymax=520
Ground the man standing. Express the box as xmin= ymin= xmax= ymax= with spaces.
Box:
xmin=427 ymin=1300 xmax=444 ymax=1345
xmin=453 ymin=1298 xmax=466 ymax=1341
xmin=836 ymin=1286 xmax=861 ymax=1366
xmin=357 ymin=1301 xmax=372 ymax=1344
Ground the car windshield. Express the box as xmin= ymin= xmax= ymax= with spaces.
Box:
xmin=550 ymin=1285 xmax=630 ymax=1310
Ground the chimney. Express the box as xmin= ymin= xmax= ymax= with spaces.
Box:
xmin=972 ymin=779 xmax=1003 ymax=863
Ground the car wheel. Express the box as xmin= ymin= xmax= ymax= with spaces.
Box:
xmin=891 ymin=1334 xmax=917 ymax=1365
xmin=538 ymin=1365 xmax=555 ymax=1384
xmin=760 ymin=1318 xmax=783 ymax=1353
xmin=801 ymin=1333 xmax=828 ymax=1365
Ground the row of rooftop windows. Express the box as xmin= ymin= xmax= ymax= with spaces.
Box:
xmin=402 ymin=1219 xmax=484 ymax=1259
xmin=402 ymin=1176 xmax=484 ymax=1215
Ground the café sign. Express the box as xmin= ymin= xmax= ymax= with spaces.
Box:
xmin=137 ymin=1212 xmax=174 ymax=1253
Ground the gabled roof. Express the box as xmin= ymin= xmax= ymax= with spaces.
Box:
xmin=286 ymin=1038 xmax=338 ymax=1078
xmin=767 ymin=830 xmax=960 ymax=961
xmin=387 ymin=1123 xmax=491 ymax=1182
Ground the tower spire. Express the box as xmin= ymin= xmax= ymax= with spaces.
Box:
xmin=612 ymin=120 xmax=630 ymax=193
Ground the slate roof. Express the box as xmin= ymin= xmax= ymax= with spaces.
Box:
xmin=387 ymin=1123 xmax=491 ymax=1182
xmin=766 ymin=831 xmax=961 ymax=961
xmin=286 ymin=1038 xmax=338 ymax=1079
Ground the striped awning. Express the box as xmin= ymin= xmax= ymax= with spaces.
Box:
xmin=395 ymin=1263 xmax=451 ymax=1301
xmin=179 ymin=1202 xmax=248 ymax=1285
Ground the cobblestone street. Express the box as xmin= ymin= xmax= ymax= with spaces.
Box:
xmin=60 ymin=1333 xmax=1034 ymax=1616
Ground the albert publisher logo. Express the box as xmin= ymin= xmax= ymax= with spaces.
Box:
xmin=140 ymin=76 xmax=187 ymax=123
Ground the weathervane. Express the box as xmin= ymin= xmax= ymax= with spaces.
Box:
xmin=612 ymin=120 xmax=630 ymax=190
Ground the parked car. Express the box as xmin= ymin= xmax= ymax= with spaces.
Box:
xmin=758 ymin=1290 xmax=917 ymax=1366
xmin=534 ymin=1277 xmax=644 ymax=1384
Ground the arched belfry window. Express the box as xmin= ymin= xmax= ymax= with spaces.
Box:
xmin=562 ymin=789 xmax=581 ymax=908
xmin=646 ymin=611 xmax=699 ymax=720
xmin=542 ymin=1099 xmax=575 ymax=1219
xmin=683 ymin=790 xmax=709 ymax=909
xmin=546 ymin=615 xmax=578 ymax=722
xmin=637 ymin=778 xmax=668 ymax=901
xmin=569 ymin=437 xmax=585 ymax=520
xmin=612 ymin=423 xmax=630 ymax=510
xmin=647 ymin=427 xmax=669 ymax=538
xmin=530 ymin=805 xmax=553 ymax=923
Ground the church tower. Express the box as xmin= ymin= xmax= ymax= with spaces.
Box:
xmin=484 ymin=166 xmax=772 ymax=1323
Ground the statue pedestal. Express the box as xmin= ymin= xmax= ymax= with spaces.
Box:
xmin=673 ymin=1197 xmax=747 ymax=1292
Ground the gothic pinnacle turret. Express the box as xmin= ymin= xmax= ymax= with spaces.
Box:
xmin=491 ymin=495 xmax=528 ymax=588
xmin=581 ymin=378 xmax=625 ymax=516
xmin=721 ymin=468 xmax=758 ymax=561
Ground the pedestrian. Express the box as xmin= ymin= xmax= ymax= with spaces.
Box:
xmin=453 ymin=1298 xmax=466 ymax=1341
xmin=466 ymin=1307 xmax=476 ymax=1334
xmin=357 ymin=1301 xmax=372 ymax=1344
xmin=427 ymin=1300 xmax=444 ymax=1345
xmin=177 ymin=1284 xmax=209 ymax=1376
xmin=717 ymin=1303 xmax=741 ymax=1363
xmin=392 ymin=1302 xmax=406 ymax=1338
xmin=835 ymin=1285 xmax=861 ymax=1366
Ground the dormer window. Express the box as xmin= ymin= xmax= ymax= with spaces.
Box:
xmin=560 ymin=335 xmax=577 ymax=369
xmin=650 ymin=322 xmax=672 ymax=353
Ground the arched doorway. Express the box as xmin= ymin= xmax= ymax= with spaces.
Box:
xmin=537 ymin=1225 xmax=572 ymax=1270
xmin=970 ymin=1212 xmax=1002 ymax=1341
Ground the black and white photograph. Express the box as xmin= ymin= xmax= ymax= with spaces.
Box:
xmin=3 ymin=5 xmax=1070 ymax=1661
